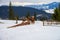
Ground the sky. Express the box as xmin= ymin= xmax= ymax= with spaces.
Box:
xmin=0 ymin=0 xmax=60 ymax=3
xmin=0 ymin=0 xmax=60 ymax=6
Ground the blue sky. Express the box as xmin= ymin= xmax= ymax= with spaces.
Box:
xmin=0 ymin=0 xmax=60 ymax=3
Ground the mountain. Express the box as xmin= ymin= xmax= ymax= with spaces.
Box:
xmin=25 ymin=2 xmax=59 ymax=10
xmin=0 ymin=2 xmax=59 ymax=14
xmin=0 ymin=2 xmax=59 ymax=20
xmin=0 ymin=6 xmax=51 ymax=20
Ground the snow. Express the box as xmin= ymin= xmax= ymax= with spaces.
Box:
xmin=45 ymin=9 xmax=54 ymax=13
xmin=0 ymin=20 xmax=60 ymax=40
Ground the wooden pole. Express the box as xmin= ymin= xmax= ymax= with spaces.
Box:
xmin=43 ymin=20 xmax=44 ymax=26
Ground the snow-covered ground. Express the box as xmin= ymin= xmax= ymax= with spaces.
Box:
xmin=0 ymin=20 xmax=60 ymax=40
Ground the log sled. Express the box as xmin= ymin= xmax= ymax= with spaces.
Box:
xmin=8 ymin=22 xmax=30 ymax=28
xmin=7 ymin=16 xmax=35 ymax=28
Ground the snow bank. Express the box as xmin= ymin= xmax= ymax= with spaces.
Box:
xmin=0 ymin=20 xmax=60 ymax=40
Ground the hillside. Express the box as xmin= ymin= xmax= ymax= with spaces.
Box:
xmin=0 ymin=6 xmax=51 ymax=19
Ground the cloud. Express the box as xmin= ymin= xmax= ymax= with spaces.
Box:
xmin=0 ymin=0 xmax=60 ymax=4
xmin=0 ymin=0 xmax=2 ymax=3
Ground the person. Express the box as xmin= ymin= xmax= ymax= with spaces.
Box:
xmin=21 ymin=17 xmax=30 ymax=25
xmin=30 ymin=16 xmax=35 ymax=24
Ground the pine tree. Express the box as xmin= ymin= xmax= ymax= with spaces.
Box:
xmin=52 ymin=3 xmax=60 ymax=21
xmin=52 ymin=8 xmax=58 ymax=20
xmin=26 ymin=11 xmax=30 ymax=18
xmin=8 ymin=2 xmax=15 ymax=20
